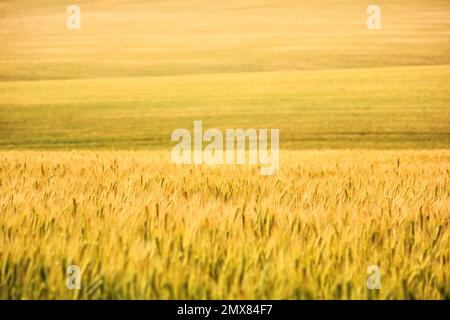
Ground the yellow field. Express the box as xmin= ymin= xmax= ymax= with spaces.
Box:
xmin=1 ymin=0 xmax=449 ymax=300
xmin=0 ymin=150 xmax=448 ymax=299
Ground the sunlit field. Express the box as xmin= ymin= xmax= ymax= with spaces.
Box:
xmin=1 ymin=0 xmax=450 ymax=149
xmin=0 ymin=0 xmax=449 ymax=300
xmin=0 ymin=150 xmax=449 ymax=299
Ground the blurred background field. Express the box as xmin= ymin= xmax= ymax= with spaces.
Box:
xmin=1 ymin=0 xmax=449 ymax=149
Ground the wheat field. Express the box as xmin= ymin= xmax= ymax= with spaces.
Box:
xmin=1 ymin=0 xmax=450 ymax=300
xmin=0 ymin=150 xmax=448 ymax=299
